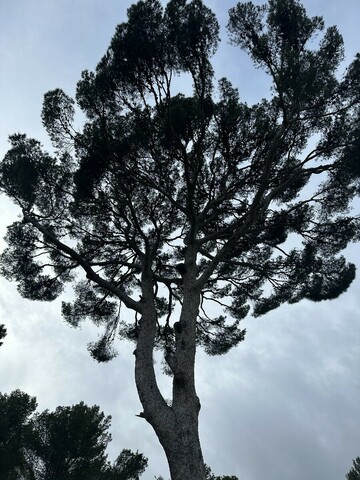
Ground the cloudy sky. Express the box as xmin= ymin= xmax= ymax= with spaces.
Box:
xmin=0 ymin=1 xmax=359 ymax=479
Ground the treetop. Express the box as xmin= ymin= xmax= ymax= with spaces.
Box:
xmin=1 ymin=0 xmax=360 ymax=361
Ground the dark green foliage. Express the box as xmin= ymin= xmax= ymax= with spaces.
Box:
xmin=0 ymin=134 xmax=46 ymax=207
xmin=197 ymin=315 xmax=245 ymax=356
xmin=0 ymin=324 xmax=6 ymax=346
xmin=41 ymin=89 xmax=75 ymax=151
xmin=0 ymin=221 xmax=69 ymax=301
xmin=32 ymin=402 xmax=111 ymax=480
xmin=0 ymin=391 xmax=148 ymax=480
xmin=1 ymin=0 xmax=360 ymax=367
xmin=205 ymin=464 xmax=239 ymax=480
xmin=156 ymin=464 xmax=239 ymax=480
xmin=346 ymin=457 xmax=360 ymax=480
xmin=107 ymin=449 xmax=148 ymax=480
xmin=88 ymin=333 xmax=119 ymax=362
xmin=0 ymin=390 xmax=37 ymax=480
xmin=217 ymin=477 xmax=238 ymax=480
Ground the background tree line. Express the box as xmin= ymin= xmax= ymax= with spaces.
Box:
xmin=0 ymin=390 xmax=239 ymax=480
xmin=0 ymin=390 xmax=147 ymax=480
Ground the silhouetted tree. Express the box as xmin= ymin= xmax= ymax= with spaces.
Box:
xmin=0 ymin=392 xmax=147 ymax=480
xmin=205 ymin=464 xmax=239 ymax=480
xmin=156 ymin=466 xmax=239 ymax=480
xmin=0 ymin=390 xmax=37 ymax=480
xmin=31 ymin=402 xmax=111 ymax=480
xmin=346 ymin=457 xmax=360 ymax=480
xmin=1 ymin=0 xmax=360 ymax=479
xmin=106 ymin=449 xmax=148 ymax=480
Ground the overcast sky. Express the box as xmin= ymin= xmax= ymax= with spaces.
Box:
xmin=0 ymin=1 xmax=359 ymax=479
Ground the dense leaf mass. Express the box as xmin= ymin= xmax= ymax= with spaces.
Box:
xmin=1 ymin=0 xmax=360 ymax=364
xmin=346 ymin=457 xmax=360 ymax=480
xmin=0 ymin=391 xmax=148 ymax=480
xmin=0 ymin=324 xmax=6 ymax=346
xmin=0 ymin=390 xmax=37 ymax=479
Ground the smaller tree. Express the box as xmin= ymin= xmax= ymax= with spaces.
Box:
xmin=0 ymin=390 xmax=37 ymax=480
xmin=0 ymin=391 xmax=148 ymax=480
xmin=346 ymin=457 xmax=360 ymax=480
xmin=32 ymin=402 xmax=111 ymax=480
xmin=106 ymin=449 xmax=148 ymax=480
xmin=0 ymin=324 xmax=7 ymax=346
xmin=205 ymin=465 xmax=239 ymax=480
xmin=155 ymin=465 xmax=239 ymax=480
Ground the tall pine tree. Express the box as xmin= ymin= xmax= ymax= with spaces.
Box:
xmin=1 ymin=1 xmax=360 ymax=478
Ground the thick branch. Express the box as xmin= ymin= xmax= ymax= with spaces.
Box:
xmin=23 ymin=212 xmax=142 ymax=313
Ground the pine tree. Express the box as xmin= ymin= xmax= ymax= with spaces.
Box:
xmin=346 ymin=457 xmax=360 ymax=480
xmin=1 ymin=1 xmax=360 ymax=478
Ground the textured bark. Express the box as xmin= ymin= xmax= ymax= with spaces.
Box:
xmin=134 ymin=251 xmax=206 ymax=480
xmin=160 ymin=415 xmax=205 ymax=480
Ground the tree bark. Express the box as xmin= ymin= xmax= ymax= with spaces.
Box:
xmin=134 ymin=252 xmax=206 ymax=480
xmin=161 ymin=280 xmax=205 ymax=480
xmin=158 ymin=411 xmax=205 ymax=480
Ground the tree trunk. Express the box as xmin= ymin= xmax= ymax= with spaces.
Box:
xmin=141 ymin=356 xmax=206 ymax=480
xmin=135 ymin=254 xmax=206 ymax=480
xmin=157 ymin=407 xmax=206 ymax=480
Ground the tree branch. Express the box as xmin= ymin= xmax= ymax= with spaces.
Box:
xmin=23 ymin=212 xmax=142 ymax=313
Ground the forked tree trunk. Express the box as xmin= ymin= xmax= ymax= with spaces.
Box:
xmin=135 ymin=262 xmax=206 ymax=480
xmin=135 ymin=331 xmax=206 ymax=480
xmin=139 ymin=352 xmax=206 ymax=480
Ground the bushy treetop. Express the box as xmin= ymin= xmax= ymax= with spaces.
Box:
xmin=1 ymin=0 xmax=360 ymax=362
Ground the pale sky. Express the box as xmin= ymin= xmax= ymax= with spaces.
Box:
xmin=0 ymin=1 xmax=359 ymax=479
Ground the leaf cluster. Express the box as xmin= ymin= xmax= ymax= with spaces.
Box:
xmin=347 ymin=457 xmax=360 ymax=480
xmin=0 ymin=324 xmax=6 ymax=346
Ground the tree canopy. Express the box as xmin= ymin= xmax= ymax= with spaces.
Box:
xmin=1 ymin=0 xmax=359 ymax=363
xmin=346 ymin=457 xmax=360 ymax=480
xmin=1 ymin=0 xmax=359 ymax=479
xmin=0 ymin=390 xmax=148 ymax=480
xmin=0 ymin=390 xmax=37 ymax=480
xmin=31 ymin=402 xmax=112 ymax=480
